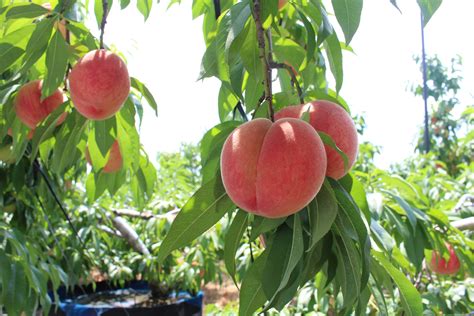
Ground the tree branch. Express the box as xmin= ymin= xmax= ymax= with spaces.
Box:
xmin=111 ymin=216 xmax=150 ymax=256
xmin=99 ymin=0 xmax=109 ymax=49
xmin=451 ymin=217 xmax=474 ymax=231
xmin=252 ymin=0 xmax=274 ymax=121
xmin=113 ymin=208 xmax=178 ymax=221
xmin=269 ymin=61 xmax=304 ymax=104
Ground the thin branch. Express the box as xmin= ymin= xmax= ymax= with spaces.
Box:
xmin=99 ymin=0 xmax=109 ymax=49
xmin=252 ymin=0 xmax=274 ymax=121
xmin=113 ymin=208 xmax=178 ymax=221
xmin=269 ymin=61 xmax=304 ymax=104
xmin=451 ymin=217 xmax=474 ymax=231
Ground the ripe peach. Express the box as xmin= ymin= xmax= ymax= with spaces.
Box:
xmin=69 ymin=50 xmax=130 ymax=120
xmin=428 ymin=244 xmax=461 ymax=275
xmin=275 ymin=100 xmax=358 ymax=179
xmin=220 ymin=118 xmax=327 ymax=218
xmin=85 ymin=140 xmax=123 ymax=173
xmin=14 ymin=80 xmax=66 ymax=129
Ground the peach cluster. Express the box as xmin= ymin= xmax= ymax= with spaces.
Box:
xmin=220 ymin=100 xmax=358 ymax=218
xmin=11 ymin=48 xmax=128 ymax=173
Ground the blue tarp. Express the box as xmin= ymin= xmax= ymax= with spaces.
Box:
xmin=49 ymin=281 xmax=203 ymax=316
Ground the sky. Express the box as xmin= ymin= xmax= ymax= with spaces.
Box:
xmin=100 ymin=0 xmax=474 ymax=169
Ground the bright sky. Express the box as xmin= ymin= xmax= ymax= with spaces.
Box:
xmin=101 ymin=0 xmax=474 ymax=169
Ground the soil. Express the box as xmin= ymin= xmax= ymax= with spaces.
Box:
xmin=202 ymin=274 xmax=239 ymax=308
xmin=71 ymin=289 xmax=193 ymax=308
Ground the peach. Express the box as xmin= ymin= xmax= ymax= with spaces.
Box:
xmin=220 ymin=118 xmax=327 ymax=218
xmin=85 ymin=140 xmax=123 ymax=173
xmin=69 ymin=50 xmax=130 ymax=120
xmin=428 ymin=244 xmax=461 ymax=275
xmin=14 ymin=80 xmax=66 ymax=129
xmin=275 ymin=100 xmax=358 ymax=179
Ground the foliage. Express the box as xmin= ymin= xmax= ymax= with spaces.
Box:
xmin=0 ymin=0 xmax=470 ymax=315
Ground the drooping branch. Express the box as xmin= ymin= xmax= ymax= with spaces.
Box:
xmin=111 ymin=216 xmax=150 ymax=256
xmin=252 ymin=0 xmax=274 ymax=121
xmin=451 ymin=217 xmax=474 ymax=231
xmin=99 ymin=0 xmax=109 ymax=49
xmin=113 ymin=208 xmax=179 ymax=221
xmin=269 ymin=61 xmax=304 ymax=104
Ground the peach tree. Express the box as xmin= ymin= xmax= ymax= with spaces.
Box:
xmin=0 ymin=0 xmax=472 ymax=315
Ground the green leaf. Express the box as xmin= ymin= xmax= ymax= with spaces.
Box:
xmin=131 ymin=77 xmax=158 ymax=115
xmin=42 ymin=31 xmax=69 ymax=99
xmin=225 ymin=3 xmax=251 ymax=57
xmin=218 ymin=83 xmax=239 ymax=121
xmin=200 ymin=121 xmax=240 ymax=165
xmin=30 ymin=101 xmax=69 ymax=160
xmin=137 ymin=0 xmax=152 ymax=20
xmin=318 ymin=131 xmax=348 ymax=172
xmin=316 ymin=5 xmax=334 ymax=47
xmin=240 ymin=20 xmax=262 ymax=83
xmin=120 ymin=0 xmax=131 ymax=9
xmin=94 ymin=117 xmax=117 ymax=157
xmin=372 ymin=251 xmax=423 ymax=316
xmin=51 ymin=114 xmax=88 ymax=174
xmin=323 ymin=33 xmax=343 ymax=93
xmin=333 ymin=229 xmax=361 ymax=308
xmin=239 ymin=250 xmax=269 ymax=316
xmin=417 ymin=0 xmax=442 ymax=26
xmin=331 ymin=0 xmax=363 ymax=44
xmin=262 ymin=216 xmax=304 ymax=304
xmin=157 ymin=174 xmax=235 ymax=263
xmin=331 ymin=180 xmax=370 ymax=291
xmin=5 ymin=3 xmax=49 ymax=19
xmin=224 ymin=209 xmax=248 ymax=287
xmin=308 ymin=181 xmax=338 ymax=250
xmin=370 ymin=219 xmax=395 ymax=253
xmin=250 ymin=216 xmax=286 ymax=240
xmin=21 ymin=18 xmax=55 ymax=72
xmin=297 ymin=10 xmax=316 ymax=61
xmin=94 ymin=0 xmax=112 ymax=28
xmin=0 ymin=44 xmax=24 ymax=74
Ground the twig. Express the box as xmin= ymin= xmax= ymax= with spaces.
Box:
xmin=252 ymin=0 xmax=274 ymax=121
xmin=414 ymin=270 xmax=423 ymax=290
xmin=99 ymin=0 xmax=109 ymax=49
xmin=269 ymin=61 xmax=304 ymax=104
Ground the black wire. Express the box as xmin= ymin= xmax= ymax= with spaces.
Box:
xmin=33 ymin=160 xmax=86 ymax=249
xmin=232 ymin=101 xmax=249 ymax=122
